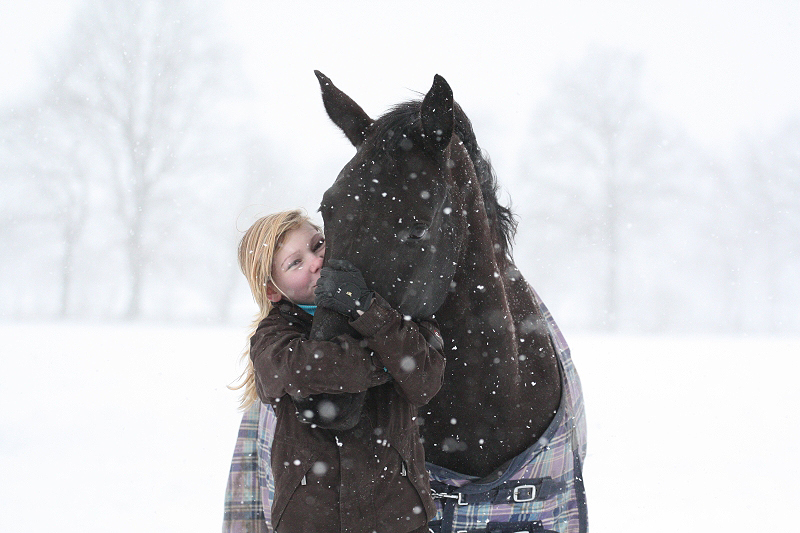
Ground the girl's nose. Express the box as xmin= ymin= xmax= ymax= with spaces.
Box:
xmin=310 ymin=254 xmax=323 ymax=272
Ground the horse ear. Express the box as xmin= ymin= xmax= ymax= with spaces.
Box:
xmin=315 ymin=70 xmax=373 ymax=147
xmin=420 ymin=74 xmax=454 ymax=154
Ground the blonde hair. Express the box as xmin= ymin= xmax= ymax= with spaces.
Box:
xmin=229 ymin=209 xmax=320 ymax=409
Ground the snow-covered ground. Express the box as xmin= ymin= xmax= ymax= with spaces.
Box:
xmin=1 ymin=323 xmax=797 ymax=532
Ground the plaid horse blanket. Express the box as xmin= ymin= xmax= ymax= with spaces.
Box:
xmin=222 ymin=400 xmax=276 ymax=533
xmin=222 ymin=292 xmax=587 ymax=533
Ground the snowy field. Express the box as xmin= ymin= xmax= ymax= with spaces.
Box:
xmin=1 ymin=323 xmax=797 ymax=532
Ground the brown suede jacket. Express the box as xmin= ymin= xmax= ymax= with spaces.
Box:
xmin=250 ymin=294 xmax=445 ymax=533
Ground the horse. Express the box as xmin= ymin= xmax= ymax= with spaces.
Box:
xmin=310 ymin=72 xmax=588 ymax=531
xmin=223 ymin=73 xmax=588 ymax=533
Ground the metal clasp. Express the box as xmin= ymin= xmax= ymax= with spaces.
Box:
xmin=431 ymin=490 xmax=468 ymax=505
xmin=512 ymin=484 xmax=537 ymax=502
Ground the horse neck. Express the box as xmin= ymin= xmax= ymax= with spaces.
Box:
xmin=421 ymin=146 xmax=562 ymax=477
xmin=436 ymin=179 xmax=525 ymax=374
xmin=434 ymin=160 xmax=555 ymax=384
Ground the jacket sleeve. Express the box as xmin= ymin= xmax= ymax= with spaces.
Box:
xmin=349 ymin=293 xmax=446 ymax=407
xmin=250 ymin=314 xmax=388 ymax=402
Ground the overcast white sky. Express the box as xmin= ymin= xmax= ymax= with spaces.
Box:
xmin=2 ymin=0 xmax=799 ymax=159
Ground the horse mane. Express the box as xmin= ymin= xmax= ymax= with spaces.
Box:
xmin=373 ymin=100 xmax=519 ymax=260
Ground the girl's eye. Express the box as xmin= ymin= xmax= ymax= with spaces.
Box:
xmin=313 ymin=238 xmax=326 ymax=252
xmin=287 ymin=259 xmax=301 ymax=269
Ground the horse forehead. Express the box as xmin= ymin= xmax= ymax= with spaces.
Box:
xmin=322 ymin=140 xmax=452 ymax=225
xmin=325 ymin=160 xmax=402 ymax=207
xmin=322 ymin=172 xmax=374 ymax=212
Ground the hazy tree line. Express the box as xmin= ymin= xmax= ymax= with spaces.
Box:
xmin=1 ymin=0 xmax=284 ymax=323
xmin=512 ymin=51 xmax=799 ymax=334
xmin=1 ymin=0 xmax=798 ymax=333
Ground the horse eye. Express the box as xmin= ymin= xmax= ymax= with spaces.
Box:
xmin=409 ymin=223 xmax=429 ymax=240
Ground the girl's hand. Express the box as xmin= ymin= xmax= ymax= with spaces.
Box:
xmin=314 ymin=259 xmax=373 ymax=318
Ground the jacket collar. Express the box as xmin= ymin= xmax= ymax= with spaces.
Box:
xmin=276 ymin=300 xmax=314 ymax=327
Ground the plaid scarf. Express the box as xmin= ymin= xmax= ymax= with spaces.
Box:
xmin=222 ymin=291 xmax=586 ymax=533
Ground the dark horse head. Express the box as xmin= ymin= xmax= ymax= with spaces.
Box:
xmin=313 ymin=72 xmax=562 ymax=478
xmin=317 ymin=73 xmax=467 ymax=319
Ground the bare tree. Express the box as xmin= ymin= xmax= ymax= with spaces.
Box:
xmin=733 ymin=117 xmax=800 ymax=332
xmin=1 ymin=97 xmax=96 ymax=317
xmin=46 ymin=0 xmax=240 ymax=319
xmin=518 ymin=49 xmax=716 ymax=332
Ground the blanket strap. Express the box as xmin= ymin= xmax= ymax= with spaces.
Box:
xmin=430 ymin=477 xmax=566 ymax=506
xmin=430 ymin=478 xmax=566 ymax=533
xmin=428 ymin=518 xmax=558 ymax=533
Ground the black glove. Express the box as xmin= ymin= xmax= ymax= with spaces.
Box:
xmin=314 ymin=259 xmax=373 ymax=319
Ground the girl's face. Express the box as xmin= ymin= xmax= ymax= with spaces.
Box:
xmin=267 ymin=222 xmax=325 ymax=305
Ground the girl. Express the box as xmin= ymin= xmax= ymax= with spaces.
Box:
xmin=234 ymin=209 xmax=445 ymax=533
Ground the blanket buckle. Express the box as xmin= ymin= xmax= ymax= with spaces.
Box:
xmin=512 ymin=484 xmax=537 ymax=502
